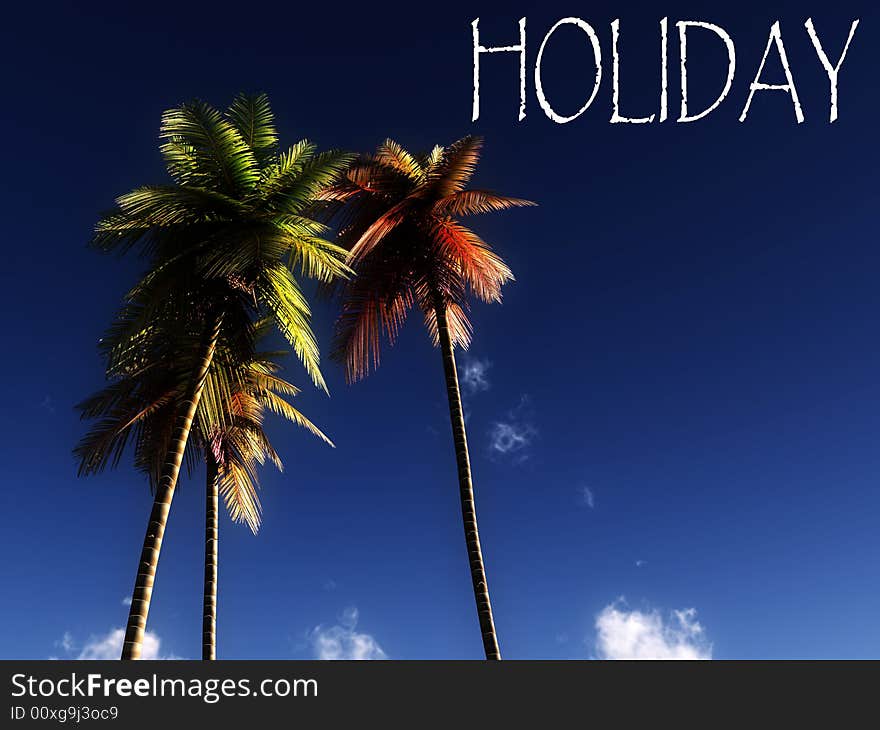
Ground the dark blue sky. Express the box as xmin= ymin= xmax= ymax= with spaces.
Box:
xmin=1 ymin=0 xmax=878 ymax=659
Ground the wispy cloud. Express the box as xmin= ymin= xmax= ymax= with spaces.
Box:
xmin=322 ymin=579 xmax=338 ymax=592
xmin=635 ymin=560 xmax=647 ymax=568
xmin=488 ymin=422 xmax=531 ymax=455
xmin=53 ymin=628 xmax=180 ymax=660
xmin=56 ymin=632 xmax=75 ymax=653
xmin=460 ymin=357 xmax=491 ymax=396
xmin=594 ymin=600 xmax=712 ymax=660
xmin=580 ymin=486 xmax=595 ymax=509
xmin=40 ymin=395 xmax=55 ymax=415
xmin=308 ymin=607 xmax=386 ymax=660
xmin=121 ymin=596 xmax=132 ymax=606
xmin=489 ymin=395 xmax=536 ymax=461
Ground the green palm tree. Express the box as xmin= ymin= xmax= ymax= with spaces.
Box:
xmin=327 ymin=137 xmax=535 ymax=659
xmin=84 ymin=93 xmax=351 ymax=659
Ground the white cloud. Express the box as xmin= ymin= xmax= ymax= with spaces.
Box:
xmin=322 ymin=579 xmax=338 ymax=592
xmin=461 ymin=357 xmax=491 ymax=395
xmin=55 ymin=628 xmax=178 ymax=660
xmin=309 ymin=607 xmax=386 ymax=660
xmin=121 ymin=596 xmax=132 ymax=606
xmin=595 ymin=601 xmax=712 ymax=660
xmin=339 ymin=606 xmax=358 ymax=629
xmin=580 ymin=486 xmax=595 ymax=509
xmin=489 ymin=395 xmax=536 ymax=460
xmin=635 ymin=560 xmax=647 ymax=568
xmin=489 ymin=422 xmax=531 ymax=454
xmin=57 ymin=632 xmax=75 ymax=653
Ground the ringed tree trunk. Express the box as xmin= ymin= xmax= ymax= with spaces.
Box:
xmin=202 ymin=460 xmax=219 ymax=660
xmin=434 ymin=299 xmax=502 ymax=660
xmin=121 ymin=317 xmax=222 ymax=660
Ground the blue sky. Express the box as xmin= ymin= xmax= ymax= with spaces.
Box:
xmin=1 ymin=0 xmax=879 ymax=659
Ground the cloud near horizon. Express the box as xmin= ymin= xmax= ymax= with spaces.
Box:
xmin=53 ymin=627 xmax=178 ymax=660
xmin=309 ymin=607 xmax=386 ymax=660
xmin=594 ymin=601 xmax=712 ymax=660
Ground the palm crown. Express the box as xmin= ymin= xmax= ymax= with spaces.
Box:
xmin=76 ymin=339 xmax=331 ymax=533
xmin=95 ymin=93 xmax=353 ymax=394
xmin=201 ymin=343 xmax=333 ymax=533
xmin=327 ymin=136 xmax=535 ymax=380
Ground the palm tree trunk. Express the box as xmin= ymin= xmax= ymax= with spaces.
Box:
xmin=121 ymin=317 xmax=221 ymax=660
xmin=202 ymin=460 xmax=219 ymax=660
xmin=434 ymin=301 xmax=501 ymax=660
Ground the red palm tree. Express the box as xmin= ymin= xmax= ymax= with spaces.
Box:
xmin=328 ymin=137 xmax=535 ymax=659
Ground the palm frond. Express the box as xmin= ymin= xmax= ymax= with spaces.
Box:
xmin=429 ymin=219 xmax=514 ymax=303
xmin=432 ymin=190 xmax=536 ymax=217
xmin=374 ymin=138 xmax=426 ymax=183
xmin=216 ymin=455 xmax=262 ymax=534
xmin=227 ymin=92 xmax=278 ymax=161
xmin=431 ymin=136 xmax=484 ymax=196
xmin=257 ymin=263 xmax=325 ymax=393
xmin=159 ymin=101 xmax=259 ymax=196
xmin=258 ymin=390 xmax=333 ymax=446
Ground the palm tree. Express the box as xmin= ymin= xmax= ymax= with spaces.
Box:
xmin=77 ymin=343 xmax=332 ymax=660
xmin=84 ymin=93 xmax=351 ymax=658
xmin=327 ymin=137 xmax=535 ymax=659
xmin=199 ymin=350 xmax=332 ymax=660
